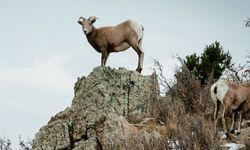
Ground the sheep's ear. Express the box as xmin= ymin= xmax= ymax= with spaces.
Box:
xmin=88 ymin=16 xmax=99 ymax=24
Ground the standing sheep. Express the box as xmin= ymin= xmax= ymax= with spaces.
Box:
xmin=211 ymin=79 xmax=250 ymax=136
xmin=78 ymin=16 xmax=144 ymax=73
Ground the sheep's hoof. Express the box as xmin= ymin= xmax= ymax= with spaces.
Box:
xmin=230 ymin=129 xmax=235 ymax=134
xmin=220 ymin=133 xmax=228 ymax=140
xmin=236 ymin=131 xmax=241 ymax=135
xmin=227 ymin=133 xmax=237 ymax=140
xmin=136 ymin=68 xmax=142 ymax=73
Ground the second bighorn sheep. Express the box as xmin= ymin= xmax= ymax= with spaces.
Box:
xmin=78 ymin=16 xmax=144 ymax=73
xmin=211 ymin=79 xmax=250 ymax=136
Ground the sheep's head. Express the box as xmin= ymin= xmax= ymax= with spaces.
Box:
xmin=78 ymin=16 xmax=98 ymax=35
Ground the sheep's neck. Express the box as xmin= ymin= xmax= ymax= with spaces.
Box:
xmin=86 ymin=27 xmax=100 ymax=52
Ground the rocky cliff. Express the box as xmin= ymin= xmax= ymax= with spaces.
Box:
xmin=32 ymin=67 xmax=166 ymax=150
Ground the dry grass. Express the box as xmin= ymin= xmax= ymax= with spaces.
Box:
xmin=163 ymin=100 xmax=219 ymax=149
xmin=153 ymin=63 xmax=221 ymax=149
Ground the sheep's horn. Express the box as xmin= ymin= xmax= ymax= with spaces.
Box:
xmin=78 ymin=17 xmax=86 ymax=24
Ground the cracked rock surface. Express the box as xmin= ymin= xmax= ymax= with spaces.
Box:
xmin=33 ymin=67 xmax=164 ymax=150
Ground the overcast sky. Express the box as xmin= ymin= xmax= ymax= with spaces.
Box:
xmin=0 ymin=0 xmax=249 ymax=147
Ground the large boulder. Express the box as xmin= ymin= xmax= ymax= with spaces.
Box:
xmin=33 ymin=67 xmax=165 ymax=150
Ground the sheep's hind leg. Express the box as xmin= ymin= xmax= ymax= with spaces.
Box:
xmin=213 ymin=100 xmax=220 ymax=139
xmin=129 ymin=39 xmax=144 ymax=73
xmin=214 ymin=100 xmax=220 ymax=120
xmin=222 ymin=105 xmax=229 ymax=136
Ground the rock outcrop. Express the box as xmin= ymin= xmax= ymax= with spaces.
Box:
xmin=33 ymin=67 xmax=166 ymax=150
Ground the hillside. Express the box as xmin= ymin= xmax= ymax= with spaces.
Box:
xmin=32 ymin=66 xmax=250 ymax=150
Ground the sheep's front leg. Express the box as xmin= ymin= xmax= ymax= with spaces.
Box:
xmin=229 ymin=111 xmax=236 ymax=133
xmin=101 ymin=50 xmax=109 ymax=67
xmin=236 ymin=111 xmax=242 ymax=135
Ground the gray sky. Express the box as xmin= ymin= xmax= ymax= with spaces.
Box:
xmin=0 ymin=0 xmax=249 ymax=147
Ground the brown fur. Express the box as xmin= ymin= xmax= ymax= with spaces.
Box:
xmin=211 ymin=80 xmax=250 ymax=137
xmin=78 ymin=16 xmax=144 ymax=73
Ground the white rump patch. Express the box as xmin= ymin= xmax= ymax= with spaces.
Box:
xmin=129 ymin=20 xmax=143 ymax=40
xmin=216 ymin=80 xmax=229 ymax=103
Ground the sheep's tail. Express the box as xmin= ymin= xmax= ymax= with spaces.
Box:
xmin=211 ymin=82 xmax=219 ymax=120
xmin=214 ymin=86 xmax=217 ymax=94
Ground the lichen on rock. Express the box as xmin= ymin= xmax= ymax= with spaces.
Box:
xmin=33 ymin=66 xmax=164 ymax=150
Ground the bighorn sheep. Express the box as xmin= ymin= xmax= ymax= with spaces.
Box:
xmin=78 ymin=16 xmax=144 ymax=73
xmin=211 ymin=79 xmax=250 ymax=136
